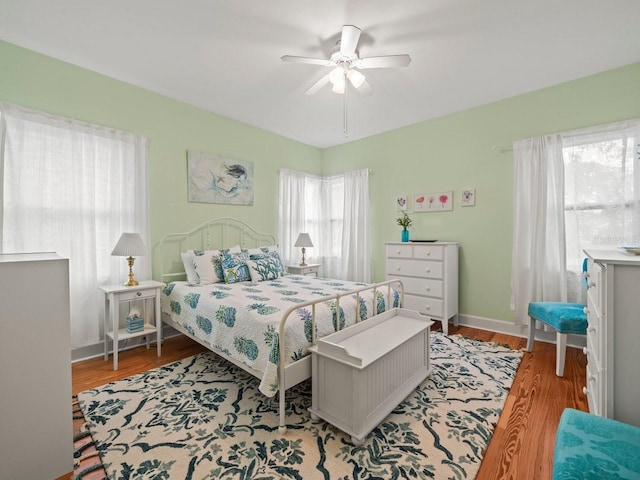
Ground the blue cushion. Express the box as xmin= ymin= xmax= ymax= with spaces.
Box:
xmin=528 ymin=302 xmax=587 ymax=335
xmin=553 ymin=408 xmax=640 ymax=479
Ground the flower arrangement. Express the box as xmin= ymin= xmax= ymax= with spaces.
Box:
xmin=397 ymin=212 xmax=412 ymax=230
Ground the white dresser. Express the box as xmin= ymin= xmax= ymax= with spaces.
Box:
xmin=0 ymin=253 xmax=73 ymax=479
xmin=583 ymin=249 xmax=640 ymax=427
xmin=386 ymin=242 xmax=458 ymax=334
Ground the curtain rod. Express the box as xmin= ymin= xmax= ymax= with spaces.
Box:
xmin=493 ymin=117 xmax=640 ymax=154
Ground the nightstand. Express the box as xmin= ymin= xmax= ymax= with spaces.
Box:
xmin=99 ymin=280 xmax=165 ymax=370
xmin=286 ymin=263 xmax=321 ymax=276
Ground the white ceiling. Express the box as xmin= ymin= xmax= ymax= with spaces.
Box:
xmin=1 ymin=1 xmax=640 ymax=148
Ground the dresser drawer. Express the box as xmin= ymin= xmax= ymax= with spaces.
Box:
xmin=412 ymin=245 xmax=444 ymax=261
xmin=117 ymin=287 xmax=158 ymax=301
xmin=585 ymin=259 xmax=602 ymax=312
xmin=402 ymin=294 xmax=444 ymax=319
xmin=386 ymin=259 xmax=443 ymax=279
xmin=584 ymin=358 xmax=602 ymax=417
xmin=386 ymin=244 xmax=413 ymax=258
xmin=388 ymin=275 xmax=443 ymax=298
xmin=586 ymin=327 xmax=602 ymax=371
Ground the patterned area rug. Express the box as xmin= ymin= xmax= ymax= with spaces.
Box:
xmin=77 ymin=333 xmax=522 ymax=479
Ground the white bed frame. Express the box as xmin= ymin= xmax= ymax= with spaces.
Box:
xmin=157 ymin=217 xmax=404 ymax=432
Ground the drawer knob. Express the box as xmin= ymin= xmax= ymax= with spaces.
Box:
xmin=582 ymin=347 xmax=588 ymax=355
xmin=425 ymin=268 xmax=431 ymax=273
xmin=426 ymin=251 xmax=431 ymax=256
xmin=589 ymin=375 xmax=596 ymax=383
xmin=582 ymin=386 xmax=588 ymax=395
xmin=589 ymin=327 xmax=596 ymax=334
xmin=396 ymin=250 xmax=401 ymax=255
xmin=136 ymin=291 xmax=142 ymax=297
xmin=425 ymin=287 xmax=431 ymax=292
xmin=583 ymin=307 xmax=589 ymax=314
xmin=584 ymin=271 xmax=590 ymax=279
xmin=396 ymin=266 xmax=401 ymax=271
xmin=589 ymin=281 xmax=596 ymax=288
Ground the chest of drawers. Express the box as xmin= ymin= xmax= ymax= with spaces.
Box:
xmin=583 ymin=249 xmax=640 ymax=427
xmin=386 ymin=242 xmax=458 ymax=334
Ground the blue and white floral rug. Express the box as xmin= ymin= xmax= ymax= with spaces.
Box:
xmin=78 ymin=333 xmax=522 ymax=479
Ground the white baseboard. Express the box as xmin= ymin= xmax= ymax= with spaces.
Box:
xmin=71 ymin=326 xmax=181 ymax=363
xmin=72 ymin=316 xmax=585 ymax=363
xmin=456 ymin=313 xmax=586 ymax=350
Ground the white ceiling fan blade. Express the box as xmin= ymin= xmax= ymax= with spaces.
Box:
xmin=340 ymin=25 xmax=361 ymax=57
xmin=354 ymin=77 xmax=374 ymax=96
xmin=281 ymin=55 xmax=333 ymax=67
xmin=304 ymin=74 xmax=330 ymax=95
xmin=356 ymin=54 xmax=412 ymax=69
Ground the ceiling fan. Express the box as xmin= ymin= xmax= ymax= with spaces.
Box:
xmin=281 ymin=25 xmax=412 ymax=96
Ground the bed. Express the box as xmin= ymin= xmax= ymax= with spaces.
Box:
xmin=158 ymin=217 xmax=403 ymax=432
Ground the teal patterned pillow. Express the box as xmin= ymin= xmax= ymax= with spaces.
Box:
xmin=247 ymin=253 xmax=284 ymax=282
xmin=221 ymin=252 xmax=251 ymax=284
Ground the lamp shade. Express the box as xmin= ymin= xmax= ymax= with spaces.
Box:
xmin=111 ymin=232 xmax=147 ymax=257
xmin=294 ymin=233 xmax=314 ymax=248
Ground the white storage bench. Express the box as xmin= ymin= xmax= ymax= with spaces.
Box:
xmin=308 ymin=308 xmax=433 ymax=445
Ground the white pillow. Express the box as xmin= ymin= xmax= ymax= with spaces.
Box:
xmin=192 ymin=246 xmax=241 ymax=284
xmin=180 ymin=251 xmax=199 ymax=284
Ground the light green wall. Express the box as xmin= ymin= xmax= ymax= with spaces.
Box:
xmin=2 ymin=40 xmax=640 ymax=324
xmin=322 ymin=62 xmax=640 ymax=323
xmin=0 ymin=40 xmax=322 ymax=279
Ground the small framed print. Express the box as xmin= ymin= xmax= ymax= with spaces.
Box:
xmin=461 ymin=189 xmax=475 ymax=207
xmin=414 ymin=191 xmax=453 ymax=212
xmin=396 ymin=196 xmax=408 ymax=211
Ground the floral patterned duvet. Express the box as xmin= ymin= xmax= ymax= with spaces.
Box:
xmin=161 ymin=275 xmax=400 ymax=397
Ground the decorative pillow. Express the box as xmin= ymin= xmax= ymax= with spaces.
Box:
xmin=192 ymin=246 xmax=241 ymax=284
xmin=221 ymin=252 xmax=251 ymax=284
xmin=180 ymin=250 xmax=200 ymax=284
xmin=247 ymin=253 xmax=285 ymax=282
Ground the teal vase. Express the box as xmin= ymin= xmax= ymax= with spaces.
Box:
xmin=401 ymin=229 xmax=409 ymax=242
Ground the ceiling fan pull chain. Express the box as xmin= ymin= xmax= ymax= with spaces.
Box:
xmin=344 ymin=73 xmax=348 ymax=138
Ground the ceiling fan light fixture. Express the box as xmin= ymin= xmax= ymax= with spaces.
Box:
xmin=347 ymin=69 xmax=365 ymax=88
xmin=329 ymin=67 xmax=346 ymax=94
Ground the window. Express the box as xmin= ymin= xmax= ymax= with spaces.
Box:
xmin=564 ymin=129 xmax=640 ymax=272
xmin=0 ymin=103 xmax=149 ymax=350
xmin=278 ymin=168 xmax=370 ymax=282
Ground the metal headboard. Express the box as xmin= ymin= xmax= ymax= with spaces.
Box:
xmin=157 ymin=217 xmax=276 ymax=284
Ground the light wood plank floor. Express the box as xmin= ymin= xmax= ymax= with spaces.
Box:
xmin=65 ymin=323 xmax=588 ymax=480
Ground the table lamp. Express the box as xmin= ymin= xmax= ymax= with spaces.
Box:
xmin=111 ymin=232 xmax=147 ymax=286
xmin=294 ymin=233 xmax=313 ymax=266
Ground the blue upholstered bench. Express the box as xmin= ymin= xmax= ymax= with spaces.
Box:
xmin=553 ymin=408 xmax=640 ymax=479
xmin=527 ymin=302 xmax=587 ymax=377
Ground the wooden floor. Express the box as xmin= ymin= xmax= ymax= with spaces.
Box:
xmin=66 ymin=323 xmax=588 ymax=480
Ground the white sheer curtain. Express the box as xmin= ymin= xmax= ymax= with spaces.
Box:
xmin=0 ymin=103 xmax=150 ymax=349
xmin=278 ymin=169 xmax=308 ymax=266
xmin=511 ymin=134 xmax=566 ymax=325
xmin=278 ymin=168 xmax=371 ymax=282
xmin=340 ymin=169 xmax=371 ymax=281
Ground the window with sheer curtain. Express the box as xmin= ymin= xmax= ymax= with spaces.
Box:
xmin=511 ymin=119 xmax=640 ymax=322
xmin=0 ymin=103 xmax=150 ymax=350
xmin=563 ymin=122 xmax=640 ymax=301
xmin=278 ymin=168 xmax=370 ymax=282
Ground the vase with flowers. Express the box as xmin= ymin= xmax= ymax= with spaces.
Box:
xmin=397 ymin=212 xmax=412 ymax=242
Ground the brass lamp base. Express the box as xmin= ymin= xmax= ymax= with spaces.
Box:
xmin=124 ymin=256 xmax=139 ymax=286
xmin=299 ymin=247 xmax=307 ymax=267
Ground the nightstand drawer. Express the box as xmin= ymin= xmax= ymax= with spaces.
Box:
xmin=117 ymin=287 xmax=158 ymax=301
